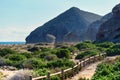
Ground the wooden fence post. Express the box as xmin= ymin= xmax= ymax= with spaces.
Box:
xmin=83 ymin=58 xmax=85 ymax=67
xmin=93 ymin=56 xmax=95 ymax=63
xmin=29 ymin=75 xmax=32 ymax=80
xmin=76 ymin=62 xmax=79 ymax=74
xmin=89 ymin=57 xmax=91 ymax=64
xmin=79 ymin=59 xmax=82 ymax=71
xmin=47 ymin=72 xmax=50 ymax=80
xmin=61 ymin=69 xmax=64 ymax=80
xmin=99 ymin=53 xmax=101 ymax=60
xmin=72 ymin=66 xmax=74 ymax=77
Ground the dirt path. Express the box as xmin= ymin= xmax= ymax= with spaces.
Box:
xmin=69 ymin=61 xmax=101 ymax=80
xmin=0 ymin=69 xmax=18 ymax=80
xmin=70 ymin=56 xmax=118 ymax=80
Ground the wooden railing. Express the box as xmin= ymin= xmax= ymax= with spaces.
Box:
xmin=30 ymin=53 xmax=106 ymax=80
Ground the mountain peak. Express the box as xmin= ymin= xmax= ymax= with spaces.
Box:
xmin=26 ymin=7 xmax=101 ymax=43
xmin=69 ymin=7 xmax=80 ymax=11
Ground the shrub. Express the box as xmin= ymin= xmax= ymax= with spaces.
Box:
xmin=20 ymin=52 xmax=32 ymax=58
xmin=33 ymin=68 xmax=48 ymax=76
xmin=38 ymin=52 xmax=50 ymax=58
xmin=5 ymin=54 xmax=26 ymax=61
xmin=68 ymin=46 xmax=78 ymax=52
xmin=3 ymin=59 xmax=23 ymax=68
xmin=95 ymin=42 xmax=114 ymax=48
xmin=92 ymin=59 xmax=120 ymax=80
xmin=75 ymin=50 xmax=98 ymax=59
xmin=75 ymin=42 xmax=96 ymax=50
xmin=47 ymin=59 xmax=75 ymax=68
xmin=106 ymin=43 xmax=120 ymax=56
xmin=4 ymin=54 xmax=26 ymax=67
xmin=22 ymin=58 xmax=46 ymax=69
xmin=51 ymin=76 xmax=60 ymax=80
xmin=0 ymin=48 xmax=15 ymax=57
xmin=56 ymin=49 xmax=71 ymax=59
xmin=0 ymin=58 xmax=5 ymax=66
xmin=44 ymin=54 xmax=58 ymax=61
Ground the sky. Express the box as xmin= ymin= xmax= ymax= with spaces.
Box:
xmin=0 ymin=0 xmax=120 ymax=42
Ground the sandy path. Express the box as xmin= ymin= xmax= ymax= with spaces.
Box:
xmin=69 ymin=61 xmax=101 ymax=80
xmin=0 ymin=69 xmax=19 ymax=80
xmin=70 ymin=56 xmax=118 ymax=80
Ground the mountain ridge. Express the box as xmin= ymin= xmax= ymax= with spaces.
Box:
xmin=26 ymin=7 xmax=102 ymax=43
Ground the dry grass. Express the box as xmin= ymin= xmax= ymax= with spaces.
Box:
xmin=0 ymin=72 xmax=3 ymax=80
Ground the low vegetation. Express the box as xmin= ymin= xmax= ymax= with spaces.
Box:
xmin=1 ymin=41 xmax=120 ymax=79
xmin=92 ymin=56 xmax=120 ymax=80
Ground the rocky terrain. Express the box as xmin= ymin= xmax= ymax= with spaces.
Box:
xmin=86 ymin=13 xmax=112 ymax=41
xmin=26 ymin=7 xmax=101 ymax=44
xmin=96 ymin=3 xmax=120 ymax=43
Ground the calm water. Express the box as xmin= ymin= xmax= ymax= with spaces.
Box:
xmin=0 ymin=42 xmax=25 ymax=45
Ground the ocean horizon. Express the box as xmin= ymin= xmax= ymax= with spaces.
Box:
xmin=0 ymin=42 xmax=25 ymax=45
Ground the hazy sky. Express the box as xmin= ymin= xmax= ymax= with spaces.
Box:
xmin=0 ymin=0 xmax=120 ymax=41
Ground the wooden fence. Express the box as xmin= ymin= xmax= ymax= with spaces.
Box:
xmin=30 ymin=53 xmax=106 ymax=80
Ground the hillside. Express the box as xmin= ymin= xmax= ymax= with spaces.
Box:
xmin=26 ymin=7 xmax=101 ymax=44
xmin=96 ymin=3 xmax=120 ymax=43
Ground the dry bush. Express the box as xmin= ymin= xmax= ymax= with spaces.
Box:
xmin=7 ymin=70 xmax=32 ymax=80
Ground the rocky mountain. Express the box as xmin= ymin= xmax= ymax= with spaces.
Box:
xmin=86 ymin=13 xmax=112 ymax=41
xmin=26 ymin=7 xmax=102 ymax=44
xmin=96 ymin=3 xmax=120 ymax=43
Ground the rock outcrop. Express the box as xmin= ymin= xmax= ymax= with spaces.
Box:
xmin=86 ymin=13 xmax=112 ymax=41
xmin=26 ymin=7 xmax=101 ymax=43
xmin=96 ymin=3 xmax=120 ymax=43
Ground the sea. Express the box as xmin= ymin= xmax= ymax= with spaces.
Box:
xmin=0 ymin=42 xmax=25 ymax=45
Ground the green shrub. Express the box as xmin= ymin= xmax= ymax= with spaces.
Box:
xmin=5 ymin=54 xmax=26 ymax=61
xmin=95 ymin=42 xmax=114 ymax=48
xmin=47 ymin=59 xmax=75 ymax=68
xmin=20 ymin=52 xmax=32 ymax=58
xmin=38 ymin=52 xmax=50 ymax=58
xmin=75 ymin=50 xmax=98 ymax=59
xmin=68 ymin=46 xmax=78 ymax=52
xmin=56 ymin=49 xmax=71 ymax=59
xmin=33 ymin=68 xmax=48 ymax=76
xmin=75 ymin=42 xmax=96 ymax=50
xmin=22 ymin=58 xmax=46 ymax=69
xmin=3 ymin=59 xmax=23 ymax=68
xmin=106 ymin=43 xmax=120 ymax=56
xmin=92 ymin=57 xmax=120 ymax=80
xmin=51 ymin=76 xmax=60 ymax=80
xmin=0 ymin=48 xmax=15 ymax=57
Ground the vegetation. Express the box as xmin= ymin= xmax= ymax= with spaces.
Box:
xmin=55 ymin=49 xmax=71 ymax=58
xmin=0 ymin=44 xmax=76 ymax=77
xmin=92 ymin=56 xmax=120 ymax=80
xmin=75 ymin=41 xmax=96 ymax=50
xmin=75 ymin=49 xmax=98 ymax=59
xmin=106 ymin=43 xmax=120 ymax=56
xmin=1 ymin=41 xmax=120 ymax=79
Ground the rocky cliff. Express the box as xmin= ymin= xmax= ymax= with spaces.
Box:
xmin=86 ymin=13 xmax=112 ymax=41
xmin=26 ymin=7 xmax=101 ymax=43
xmin=96 ymin=3 xmax=120 ymax=43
